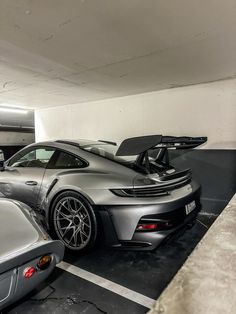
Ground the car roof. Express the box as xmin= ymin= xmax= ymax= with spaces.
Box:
xmin=56 ymin=139 xmax=103 ymax=147
xmin=32 ymin=139 xmax=114 ymax=149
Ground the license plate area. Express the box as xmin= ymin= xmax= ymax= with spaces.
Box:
xmin=185 ymin=200 xmax=196 ymax=215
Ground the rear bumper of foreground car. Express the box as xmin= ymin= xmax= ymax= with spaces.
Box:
xmin=98 ymin=182 xmax=201 ymax=250
xmin=0 ymin=240 xmax=64 ymax=311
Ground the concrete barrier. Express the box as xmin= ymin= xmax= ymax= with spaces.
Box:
xmin=148 ymin=194 xmax=236 ymax=314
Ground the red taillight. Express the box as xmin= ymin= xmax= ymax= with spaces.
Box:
xmin=136 ymin=220 xmax=173 ymax=231
xmin=24 ymin=266 xmax=36 ymax=279
xmin=136 ymin=223 xmax=158 ymax=231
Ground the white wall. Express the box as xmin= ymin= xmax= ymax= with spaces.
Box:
xmin=35 ymin=78 xmax=236 ymax=149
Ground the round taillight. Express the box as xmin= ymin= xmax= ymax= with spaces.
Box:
xmin=37 ymin=255 xmax=52 ymax=270
xmin=24 ymin=266 xmax=36 ymax=279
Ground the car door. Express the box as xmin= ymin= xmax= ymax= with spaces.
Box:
xmin=0 ymin=146 xmax=56 ymax=208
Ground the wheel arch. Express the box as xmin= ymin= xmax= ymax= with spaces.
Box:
xmin=46 ymin=187 xmax=95 ymax=229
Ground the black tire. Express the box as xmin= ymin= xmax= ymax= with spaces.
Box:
xmin=50 ymin=191 xmax=97 ymax=252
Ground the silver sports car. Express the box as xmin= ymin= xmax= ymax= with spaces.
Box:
xmin=0 ymin=199 xmax=64 ymax=311
xmin=0 ymin=135 xmax=206 ymax=252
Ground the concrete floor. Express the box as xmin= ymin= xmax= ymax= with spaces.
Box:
xmin=3 ymin=150 xmax=236 ymax=314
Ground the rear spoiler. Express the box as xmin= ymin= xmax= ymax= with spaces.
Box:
xmin=157 ymin=136 xmax=207 ymax=149
xmin=116 ymin=135 xmax=207 ymax=156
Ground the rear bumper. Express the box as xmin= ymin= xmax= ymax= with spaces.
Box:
xmin=124 ymin=208 xmax=199 ymax=250
xmin=98 ymin=182 xmax=201 ymax=250
xmin=0 ymin=240 xmax=64 ymax=311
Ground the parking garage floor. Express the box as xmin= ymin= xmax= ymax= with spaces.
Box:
xmin=4 ymin=150 xmax=236 ymax=314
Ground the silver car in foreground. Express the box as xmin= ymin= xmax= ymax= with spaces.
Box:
xmin=0 ymin=135 xmax=206 ymax=252
xmin=0 ymin=199 xmax=64 ymax=311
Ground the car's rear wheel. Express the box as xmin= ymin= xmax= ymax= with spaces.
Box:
xmin=50 ymin=191 xmax=97 ymax=252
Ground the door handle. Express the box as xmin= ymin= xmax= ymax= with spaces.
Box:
xmin=25 ymin=181 xmax=38 ymax=186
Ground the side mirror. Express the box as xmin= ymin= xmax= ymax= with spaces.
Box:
xmin=0 ymin=150 xmax=5 ymax=171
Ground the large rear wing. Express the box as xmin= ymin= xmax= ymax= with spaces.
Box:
xmin=116 ymin=135 xmax=207 ymax=156
xmin=157 ymin=136 xmax=207 ymax=149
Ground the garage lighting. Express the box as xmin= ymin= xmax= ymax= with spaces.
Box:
xmin=0 ymin=106 xmax=28 ymax=114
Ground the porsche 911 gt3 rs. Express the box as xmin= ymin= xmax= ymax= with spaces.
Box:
xmin=0 ymin=135 xmax=207 ymax=252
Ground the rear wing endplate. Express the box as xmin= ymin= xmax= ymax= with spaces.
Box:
xmin=116 ymin=135 xmax=162 ymax=156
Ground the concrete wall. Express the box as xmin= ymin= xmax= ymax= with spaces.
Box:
xmin=0 ymin=131 xmax=34 ymax=145
xmin=35 ymin=78 xmax=236 ymax=149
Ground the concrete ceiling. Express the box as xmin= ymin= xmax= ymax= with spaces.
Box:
xmin=0 ymin=0 xmax=235 ymax=109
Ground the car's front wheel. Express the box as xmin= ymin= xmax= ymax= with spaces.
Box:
xmin=50 ymin=191 xmax=97 ymax=252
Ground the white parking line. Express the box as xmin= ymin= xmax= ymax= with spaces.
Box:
xmin=57 ymin=261 xmax=156 ymax=309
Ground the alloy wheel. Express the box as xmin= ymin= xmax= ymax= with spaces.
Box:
xmin=53 ymin=196 xmax=92 ymax=250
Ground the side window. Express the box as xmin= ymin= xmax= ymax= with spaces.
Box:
xmin=9 ymin=147 xmax=55 ymax=168
xmin=53 ymin=151 xmax=85 ymax=169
